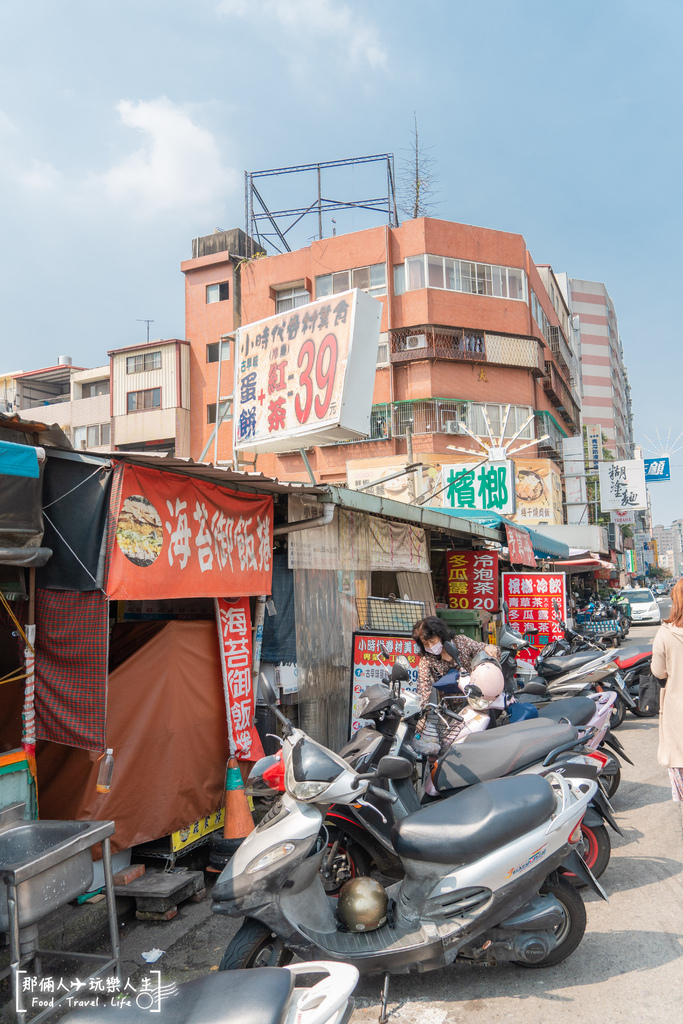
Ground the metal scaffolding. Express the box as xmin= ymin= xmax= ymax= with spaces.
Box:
xmin=244 ymin=154 xmax=398 ymax=256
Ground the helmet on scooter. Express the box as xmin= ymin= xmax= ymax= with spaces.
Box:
xmin=465 ymin=659 xmax=505 ymax=710
xmin=337 ymin=877 xmax=388 ymax=933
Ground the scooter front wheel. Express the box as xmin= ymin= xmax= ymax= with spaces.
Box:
xmin=609 ymin=696 xmax=626 ymax=730
xmin=513 ymin=877 xmax=586 ymax=968
xmin=219 ymin=918 xmax=293 ymax=970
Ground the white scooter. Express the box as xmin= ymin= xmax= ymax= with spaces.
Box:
xmin=212 ymin=678 xmax=605 ymax=1023
xmin=62 ymin=961 xmax=358 ymax=1024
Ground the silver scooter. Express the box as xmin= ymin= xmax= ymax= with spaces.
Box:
xmin=212 ymin=678 xmax=605 ymax=1022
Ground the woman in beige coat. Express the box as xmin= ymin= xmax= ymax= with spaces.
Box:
xmin=651 ymin=578 xmax=683 ymax=801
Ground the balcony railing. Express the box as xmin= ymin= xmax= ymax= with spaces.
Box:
xmin=390 ymin=326 xmax=546 ymax=376
xmin=542 ymin=362 xmax=581 ymax=430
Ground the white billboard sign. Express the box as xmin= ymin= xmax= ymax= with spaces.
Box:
xmin=586 ymin=424 xmax=601 ymax=471
xmin=441 ymin=461 xmax=516 ymax=516
xmin=611 ymin=509 xmax=635 ymax=524
xmin=598 ymin=459 xmax=647 ymax=511
xmin=232 ymin=288 xmax=381 ymax=454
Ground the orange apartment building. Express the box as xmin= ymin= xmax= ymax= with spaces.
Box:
xmin=181 ymin=219 xmax=580 ymax=483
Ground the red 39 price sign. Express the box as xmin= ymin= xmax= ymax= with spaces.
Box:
xmin=232 ymin=289 xmax=381 ymax=454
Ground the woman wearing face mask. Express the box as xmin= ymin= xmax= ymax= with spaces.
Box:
xmin=412 ymin=616 xmax=500 ymax=753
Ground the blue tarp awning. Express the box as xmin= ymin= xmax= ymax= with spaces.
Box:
xmin=426 ymin=508 xmax=571 ymax=560
xmin=0 ymin=440 xmax=40 ymax=479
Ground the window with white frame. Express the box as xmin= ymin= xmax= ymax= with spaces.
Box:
xmin=206 ymin=340 xmax=231 ymax=363
xmin=275 ymin=285 xmax=310 ymax=313
xmin=531 ymin=290 xmax=551 ymax=338
xmin=126 ymin=351 xmax=161 ymax=374
xmin=127 ymin=387 xmax=161 ymax=412
xmin=399 ymin=254 xmax=527 ymax=302
xmin=315 ymin=263 xmax=386 ymax=300
xmin=72 ymin=423 xmax=110 ymax=449
xmin=468 ymin=403 xmax=534 ymax=440
xmin=206 ymin=281 xmax=230 ymax=303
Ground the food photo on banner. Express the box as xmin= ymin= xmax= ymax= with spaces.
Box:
xmin=502 ymin=572 xmax=567 ymax=664
xmin=446 ymin=551 xmax=499 ymax=612
xmin=106 ymin=463 xmax=273 ymax=599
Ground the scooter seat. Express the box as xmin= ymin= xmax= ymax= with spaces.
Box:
xmin=432 ymin=717 xmax=577 ymax=793
xmin=538 ymin=651 xmax=601 ymax=677
xmin=615 ymin=644 xmax=653 ymax=669
xmin=61 ymin=969 xmax=294 ymax=1024
xmin=392 ymin=775 xmax=556 ymax=866
xmin=536 ymin=696 xmax=596 ymax=727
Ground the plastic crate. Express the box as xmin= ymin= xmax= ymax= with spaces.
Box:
xmin=437 ymin=608 xmax=484 ymax=641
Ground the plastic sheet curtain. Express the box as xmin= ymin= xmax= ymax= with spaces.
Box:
xmin=395 ymin=572 xmax=436 ymax=617
xmin=293 ymin=568 xmax=371 ymax=752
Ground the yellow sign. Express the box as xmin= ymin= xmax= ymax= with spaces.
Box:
xmin=171 ymin=808 xmax=224 ymax=852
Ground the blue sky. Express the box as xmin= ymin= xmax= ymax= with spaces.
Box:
xmin=1 ymin=0 xmax=681 ymax=522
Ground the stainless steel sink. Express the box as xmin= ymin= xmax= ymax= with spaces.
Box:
xmin=0 ymin=803 xmax=115 ymax=931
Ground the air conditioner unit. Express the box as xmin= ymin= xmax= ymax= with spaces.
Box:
xmin=443 ymin=421 xmax=462 ymax=434
xmin=405 ymin=333 xmax=427 ymax=350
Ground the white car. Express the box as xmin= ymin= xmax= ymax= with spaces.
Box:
xmin=624 ymin=587 xmax=662 ymax=625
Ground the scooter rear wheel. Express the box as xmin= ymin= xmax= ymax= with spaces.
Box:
xmin=599 ymin=755 xmax=621 ymax=799
xmin=219 ymin=918 xmax=293 ymax=971
xmin=561 ymin=824 xmax=611 ymax=886
xmin=513 ymin=877 xmax=586 ymax=968
xmin=609 ymin=697 xmax=626 ymax=730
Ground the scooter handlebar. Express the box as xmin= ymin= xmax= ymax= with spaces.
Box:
xmin=367 ymin=784 xmax=399 ymax=804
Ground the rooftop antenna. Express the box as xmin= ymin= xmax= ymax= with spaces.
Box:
xmin=137 ymin=319 xmax=155 ymax=343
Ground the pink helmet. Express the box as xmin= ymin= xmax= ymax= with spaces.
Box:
xmin=466 ymin=660 xmax=505 ymax=709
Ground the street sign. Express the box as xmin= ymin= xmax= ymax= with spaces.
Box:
xmin=586 ymin=425 xmax=601 ymax=471
xmin=442 ymin=460 xmax=516 ymax=515
xmin=233 ymin=288 xmax=381 ymax=454
xmin=644 ymin=457 xmax=671 ymax=482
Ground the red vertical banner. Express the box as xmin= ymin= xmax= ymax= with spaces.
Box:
xmin=215 ymin=597 xmax=264 ymax=761
xmin=504 ymin=523 xmax=537 ymax=568
xmin=502 ymin=572 xmax=567 ymax=664
xmin=446 ymin=551 xmax=499 ymax=611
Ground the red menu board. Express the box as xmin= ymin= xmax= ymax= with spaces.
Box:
xmin=215 ymin=597 xmax=265 ymax=761
xmin=446 ymin=551 xmax=499 ymax=612
xmin=502 ymin=572 xmax=566 ymax=664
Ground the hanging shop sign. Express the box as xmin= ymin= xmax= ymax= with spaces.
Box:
xmin=233 ymin=288 xmax=381 ymax=454
xmin=446 ymin=550 xmax=499 ymax=611
xmin=502 ymin=572 xmax=566 ymax=664
xmin=598 ymin=460 xmax=647 ymax=512
xmin=107 ymin=463 xmax=273 ymax=600
xmin=611 ymin=509 xmax=635 ymax=525
xmin=586 ymin=424 xmax=601 ymax=471
xmin=442 ymin=461 xmax=516 ymax=515
xmin=644 ymin=457 xmax=671 ymax=482
xmin=350 ymin=632 xmax=421 ymax=736
xmin=504 ymin=523 xmax=537 ymax=568
xmin=215 ymin=597 xmax=265 ymax=761
xmin=507 ymin=459 xmax=563 ymax=526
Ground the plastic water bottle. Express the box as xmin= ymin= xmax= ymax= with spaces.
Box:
xmin=96 ymin=749 xmax=114 ymax=793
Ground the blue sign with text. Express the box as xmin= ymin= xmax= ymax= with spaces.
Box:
xmin=644 ymin=457 xmax=671 ymax=482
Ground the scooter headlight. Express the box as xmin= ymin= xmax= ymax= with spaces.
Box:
xmin=284 ymin=760 xmax=332 ymax=802
xmin=246 ymin=842 xmax=296 ymax=873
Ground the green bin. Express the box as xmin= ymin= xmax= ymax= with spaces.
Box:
xmin=437 ymin=608 xmax=483 ymax=642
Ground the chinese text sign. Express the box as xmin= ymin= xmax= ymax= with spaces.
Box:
xmin=446 ymin=551 xmax=499 ymax=611
xmin=215 ymin=597 xmax=264 ymax=761
xmin=644 ymin=458 xmax=670 ymax=482
xmin=505 ymin=523 xmax=537 ymax=568
xmin=233 ymin=288 xmax=381 ymax=454
xmin=502 ymin=572 xmax=566 ymax=664
xmin=442 ymin=461 xmax=515 ymax=515
xmin=350 ymin=633 xmax=421 ymax=736
xmin=598 ymin=460 xmax=647 ymax=512
xmin=107 ymin=464 xmax=273 ymax=599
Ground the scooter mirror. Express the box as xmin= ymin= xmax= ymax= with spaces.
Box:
xmin=376 ymin=755 xmax=413 ymax=781
xmin=443 ymin=640 xmax=461 ymax=664
xmin=502 ymin=600 xmax=510 ymax=624
xmin=391 ymin=662 xmax=410 ymax=683
xmin=258 ymin=671 xmax=278 ymax=707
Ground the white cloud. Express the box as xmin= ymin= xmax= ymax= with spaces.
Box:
xmin=0 ymin=110 xmax=17 ymax=134
xmin=101 ymin=98 xmax=238 ymax=217
xmin=217 ymin=0 xmax=387 ymax=71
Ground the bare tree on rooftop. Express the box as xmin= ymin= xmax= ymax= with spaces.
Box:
xmin=398 ymin=113 xmax=441 ymax=220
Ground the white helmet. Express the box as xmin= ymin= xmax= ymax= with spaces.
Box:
xmin=465 ymin=660 xmax=504 ymax=710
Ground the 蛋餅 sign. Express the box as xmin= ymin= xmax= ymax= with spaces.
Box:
xmin=233 ymin=289 xmax=381 ymax=454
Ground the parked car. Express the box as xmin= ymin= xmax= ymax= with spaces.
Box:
xmin=622 ymin=587 xmax=662 ymax=624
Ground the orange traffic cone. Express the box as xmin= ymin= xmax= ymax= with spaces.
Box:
xmin=223 ymin=756 xmax=254 ymax=840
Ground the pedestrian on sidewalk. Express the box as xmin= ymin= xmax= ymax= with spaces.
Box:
xmin=651 ymin=578 xmax=683 ymax=801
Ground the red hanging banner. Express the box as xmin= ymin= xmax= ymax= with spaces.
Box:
xmin=107 ymin=464 xmax=273 ymax=600
xmin=215 ymin=597 xmax=264 ymax=761
xmin=446 ymin=550 xmax=499 ymax=611
xmin=504 ymin=523 xmax=537 ymax=568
